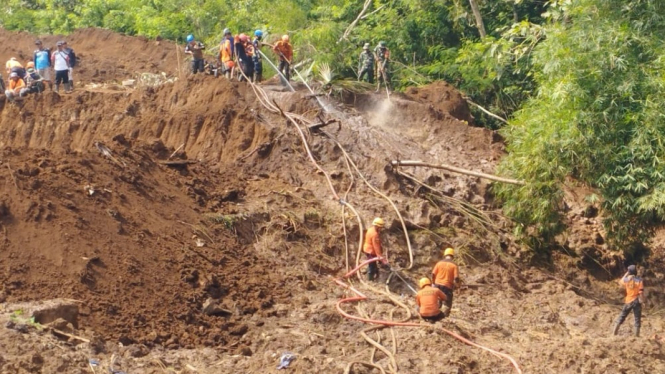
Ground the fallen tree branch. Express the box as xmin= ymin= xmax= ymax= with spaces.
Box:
xmin=464 ymin=98 xmax=508 ymax=124
xmin=361 ymin=4 xmax=386 ymax=19
xmin=169 ymin=143 xmax=185 ymax=160
xmin=391 ymin=160 xmax=525 ymax=185
xmin=338 ymin=0 xmax=373 ymax=43
xmin=52 ymin=329 xmax=90 ymax=343
xmin=6 ymin=163 xmax=18 ymax=190
xmin=307 ymin=119 xmax=339 ymax=131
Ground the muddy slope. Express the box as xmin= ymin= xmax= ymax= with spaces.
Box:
xmin=0 ymin=26 xmax=663 ymax=374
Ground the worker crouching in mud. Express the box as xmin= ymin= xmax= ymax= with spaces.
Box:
xmin=416 ymin=278 xmax=447 ymax=322
xmin=432 ymin=247 xmax=460 ymax=316
xmin=363 ymin=217 xmax=389 ymax=281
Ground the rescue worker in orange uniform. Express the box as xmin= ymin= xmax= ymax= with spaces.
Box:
xmin=432 ymin=247 xmax=460 ymax=316
xmin=272 ymin=35 xmax=293 ymax=82
xmin=4 ymin=72 xmax=26 ymax=102
xmin=363 ymin=217 xmax=388 ymax=281
xmin=219 ymin=28 xmax=235 ymax=79
xmin=612 ymin=265 xmax=644 ymax=337
xmin=416 ymin=278 xmax=447 ymax=322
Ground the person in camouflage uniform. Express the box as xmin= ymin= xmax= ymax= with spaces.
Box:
xmin=358 ymin=43 xmax=374 ymax=83
xmin=374 ymin=41 xmax=391 ymax=91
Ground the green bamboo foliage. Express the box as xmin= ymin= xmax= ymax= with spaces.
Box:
xmin=498 ymin=0 xmax=665 ymax=247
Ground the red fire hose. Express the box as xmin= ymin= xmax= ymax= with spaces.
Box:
xmin=332 ymin=258 xmax=523 ymax=373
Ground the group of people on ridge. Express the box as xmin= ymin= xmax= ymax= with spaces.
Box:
xmin=363 ymin=217 xmax=647 ymax=331
xmin=184 ymin=31 xmax=389 ymax=90
xmin=363 ymin=217 xmax=459 ymax=322
xmin=358 ymin=41 xmax=391 ymax=91
xmin=184 ymin=30 xmax=292 ymax=84
xmin=4 ymin=39 xmax=77 ymax=103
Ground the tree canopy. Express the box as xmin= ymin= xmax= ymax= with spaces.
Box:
xmin=498 ymin=0 xmax=665 ymax=249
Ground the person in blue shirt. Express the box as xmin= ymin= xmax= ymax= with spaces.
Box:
xmin=33 ymin=40 xmax=52 ymax=91
xmin=252 ymin=30 xmax=264 ymax=82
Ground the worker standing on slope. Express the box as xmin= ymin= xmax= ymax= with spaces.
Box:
xmin=184 ymin=34 xmax=206 ymax=74
xmin=51 ymin=42 xmax=71 ymax=93
xmin=252 ymin=30 xmax=264 ymax=82
xmin=4 ymin=72 xmax=26 ymax=102
xmin=272 ymin=35 xmax=293 ymax=83
xmin=33 ymin=40 xmax=52 ymax=91
xmin=374 ymin=41 xmax=390 ymax=92
xmin=363 ymin=217 xmax=388 ymax=281
xmin=219 ymin=29 xmax=235 ymax=79
xmin=612 ymin=265 xmax=644 ymax=337
xmin=432 ymin=247 xmax=460 ymax=316
xmin=357 ymin=43 xmax=374 ymax=83
xmin=234 ymin=34 xmax=254 ymax=82
xmin=416 ymin=278 xmax=447 ymax=322
xmin=62 ymin=41 xmax=77 ymax=89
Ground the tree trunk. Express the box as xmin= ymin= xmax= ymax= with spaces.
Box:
xmin=468 ymin=0 xmax=487 ymax=38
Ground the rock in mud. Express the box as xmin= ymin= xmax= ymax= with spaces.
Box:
xmin=202 ymin=298 xmax=232 ymax=316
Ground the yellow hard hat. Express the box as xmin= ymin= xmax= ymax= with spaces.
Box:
xmin=419 ymin=278 xmax=431 ymax=289
xmin=372 ymin=217 xmax=385 ymax=227
xmin=444 ymin=247 xmax=454 ymax=257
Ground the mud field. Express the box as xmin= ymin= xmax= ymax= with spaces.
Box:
xmin=0 ymin=28 xmax=663 ymax=374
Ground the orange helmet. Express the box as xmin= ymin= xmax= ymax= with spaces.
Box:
xmin=239 ymin=33 xmax=248 ymax=43
xmin=282 ymin=35 xmax=289 ymax=42
xmin=26 ymin=61 xmax=35 ymax=69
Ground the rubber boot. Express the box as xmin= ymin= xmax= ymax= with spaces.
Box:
xmin=54 ymin=83 xmax=60 ymax=93
xmin=65 ymin=82 xmax=72 ymax=93
xmin=635 ymin=326 xmax=640 ymax=337
xmin=612 ymin=323 xmax=620 ymax=336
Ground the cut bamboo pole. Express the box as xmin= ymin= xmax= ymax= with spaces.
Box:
xmin=391 ymin=160 xmax=525 ymax=185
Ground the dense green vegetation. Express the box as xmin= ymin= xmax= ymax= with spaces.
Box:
xmin=4 ymin=0 xmax=665 ymax=251
xmin=498 ymin=0 xmax=665 ymax=249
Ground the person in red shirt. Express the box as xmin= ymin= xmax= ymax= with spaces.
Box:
xmin=612 ymin=265 xmax=644 ymax=337
xmin=272 ymin=35 xmax=293 ymax=82
xmin=363 ymin=217 xmax=387 ymax=281
xmin=416 ymin=278 xmax=447 ymax=322
xmin=432 ymin=247 xmax=460 ymax=316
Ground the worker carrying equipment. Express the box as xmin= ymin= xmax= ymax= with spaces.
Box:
xmin=431 ymin=247 xmax=460 ymax=316
xmin=416 ymin=277 xmax=447 ymax=322
xmin=272 ymin=35 xmax=293 ymax=83
xmin=612 ymin=265 xmax=644 ymax=337
xmin=374 ymin=41 xmax=391 ymax=92
xmin=184 ymin=34 xmax=206 ymax=74
xmin=363 ymin=217 xmax=388 ymax=281
xmin=358 ymin=43 xmax=374 ymax=84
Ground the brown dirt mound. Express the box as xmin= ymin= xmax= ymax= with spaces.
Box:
xmin=404 ymin=80 xmax=474 ymax=125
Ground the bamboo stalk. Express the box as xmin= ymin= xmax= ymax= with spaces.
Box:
xmin=391 ymin=160 xmax=525 ymax=185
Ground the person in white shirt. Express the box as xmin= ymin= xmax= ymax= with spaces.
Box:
xmin=50 ymin=41 xmax=71 ymax=93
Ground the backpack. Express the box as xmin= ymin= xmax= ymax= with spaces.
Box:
xmin=66 ymin=48 xmax=77 ymax=68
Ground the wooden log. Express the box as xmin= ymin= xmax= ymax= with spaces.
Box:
xmin=391 ymin=160 xmax=525 ymax=185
